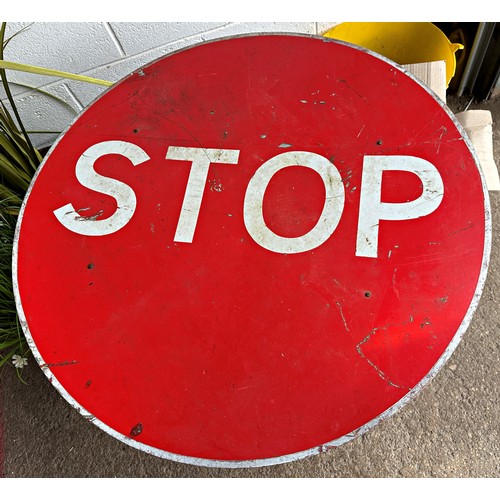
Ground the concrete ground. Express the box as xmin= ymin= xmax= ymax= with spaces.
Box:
xmin=1 ymin=94 xmax=499 ymax=479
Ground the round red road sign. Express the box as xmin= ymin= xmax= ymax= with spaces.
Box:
xmin=14 ymin=34 xmax=490 ymax=467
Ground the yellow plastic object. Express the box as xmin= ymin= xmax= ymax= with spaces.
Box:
xmin=323 ymin=22 xmax=464 ymax=87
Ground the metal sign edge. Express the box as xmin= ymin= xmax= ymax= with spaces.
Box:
xmin=11 ymin=32 xmax=492 ymax=468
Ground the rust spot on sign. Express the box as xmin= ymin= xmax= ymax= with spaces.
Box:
xmin=40 ymin=360 xmax=79 ymax=368
xmin=130 ymin=423 xmax=143 ymax=436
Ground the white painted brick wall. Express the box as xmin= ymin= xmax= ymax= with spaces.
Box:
xmin=1 ymin=22 xmax=337 ymax=148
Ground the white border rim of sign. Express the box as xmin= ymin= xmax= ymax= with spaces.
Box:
xmin=12 ymin=32 xmax=492 ymax=469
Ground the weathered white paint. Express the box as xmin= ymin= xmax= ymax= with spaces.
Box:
xmin=356 ymin=155 xmax=444 ymax=258
xmin=53 ymin=141 xmax=149 ymax=236
xmin=166 ymin=146 xmax=240 ymax=243
xmin=52 ymin=143 xmax=445 ymax=254
xmin=244 ymin=151 xmax=345 ymax=253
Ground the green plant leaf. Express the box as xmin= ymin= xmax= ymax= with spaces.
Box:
xmin=1 ymin=23 xmax=39 ymax=165
xmin=0 ymin=152 xmax=32 ymax=190
xmin=0 ymin=132 xmax=33 ymax=170
xmin=0 ymin=60 xmax=113 ymax=87
xmin=2 ymin=23 xmax=33 ymax=49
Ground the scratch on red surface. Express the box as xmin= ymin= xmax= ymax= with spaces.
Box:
xmin=356 ymin=323 xmax=412 ymax=391
xmin=335 ymin=302 xmax=350 ymax=332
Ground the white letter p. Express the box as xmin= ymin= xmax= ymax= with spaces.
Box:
xmin=356 ymin=155 xmax=444 ymax=258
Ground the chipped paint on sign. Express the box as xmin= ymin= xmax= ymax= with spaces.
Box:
xmin=53 ymin=141 xmax=150 ymax=236
xmin=356 ymin=156 xmax=444 ymax=258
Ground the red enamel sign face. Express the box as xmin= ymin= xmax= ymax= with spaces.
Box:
xmin=14 ymin=35 xmax=490 ymax=467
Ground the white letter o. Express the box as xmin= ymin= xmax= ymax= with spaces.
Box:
xmin=243 ymin=151 xmax=345 ymax=254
